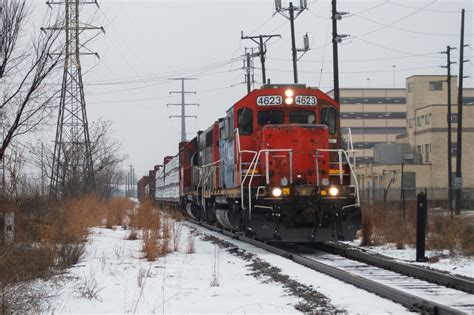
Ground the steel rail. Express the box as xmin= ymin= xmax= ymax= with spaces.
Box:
xmin=317 ymin=241 xmax=474 ymax=294
xmin=191 ymin=221 xmax=467 ymax=315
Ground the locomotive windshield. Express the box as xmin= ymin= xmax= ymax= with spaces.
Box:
xmin=289 ymin=110 xmax=316 ymax=124
xmin=258 ymin=110 xmax=284 ymax=126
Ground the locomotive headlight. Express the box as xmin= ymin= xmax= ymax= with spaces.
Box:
xmin=285 ymin=97 xmax=294 ymax=105
xmin=329 ymin=186 xmax=339 ymax=197
xmin=322 ymin=178 xmax=330 ymax=186
xmin=272 ymin=187 xmax=283 ymax=197
xmin=285 ymin=89 xmax=294 ymax=97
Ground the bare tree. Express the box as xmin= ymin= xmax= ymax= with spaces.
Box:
xmin=30 ymin=120 xmax=126 ymax=198
xmin=90 ymin=120 xmax=127 ymax=198
xmin=0 ymin=0 xmax=63 ymax=162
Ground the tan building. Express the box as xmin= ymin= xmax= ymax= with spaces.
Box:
xmin=357 ymin=75 xmax=474 ymax=189
xmin=328 ymin=88 xmax=407 ymax=164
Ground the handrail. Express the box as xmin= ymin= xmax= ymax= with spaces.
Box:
xmin=234 ymin=128 xmax=257 ymax=210
xmin=315 ymin=148 xmax=360 ymax=208
xmin=341 ymin=127 xmax=357 ymax=171
xmin=248 ymin=148 xmax=293 ymax=219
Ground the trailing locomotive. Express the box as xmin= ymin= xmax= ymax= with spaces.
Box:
xmin=139 ymin=84 xmax=361 ymax=241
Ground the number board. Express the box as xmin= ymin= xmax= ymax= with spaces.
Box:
xmin=295 ymin=95 xmax=317 ymax=106
xmin=256 ymin=95 xmax=282 ymax=106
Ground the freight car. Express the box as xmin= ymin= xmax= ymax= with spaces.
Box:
xmin=140 ymin=83 xmax=361 ymax=241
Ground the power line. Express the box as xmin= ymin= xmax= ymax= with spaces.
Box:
xmin=353 ymin=37 xmax=447 ymax=58
xmin=86 ymin=57 xmax=242 ymax=86
xmin=87 ymin=64 xmax=240 ymax=96
xmin=89 ymin=84 xmax=239 ymax=105
xmin=89 ymin=94 xmax=173 ymax=104
xmin=268 ymin=52 xmax=444 ymax=63
xmin=261 ymin=64 xmax=440 ymax=74
xmin=388 ymin=2 xmax=473 ymax=14
xmin=351 ymin=0 xmax=436 ymax=39
xmin=351 ymin=12 xmax=471 ymax=37
xmin=348 ymin=0 xmax=391 ymax=16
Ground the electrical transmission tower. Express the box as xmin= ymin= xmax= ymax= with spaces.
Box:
xmin=45 ymin=0 xmax=104 ymax=198
xmin=167 ymin=78 xmax=199 ymax=142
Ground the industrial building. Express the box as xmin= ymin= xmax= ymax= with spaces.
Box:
xmin=351 ymin=75 xmax=474 ymax=189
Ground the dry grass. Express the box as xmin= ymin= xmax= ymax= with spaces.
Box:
xmin=105 ymin=197 xmax=134 ymax=228
xmin=0 ymin=244 xmax=56 ymax=313
xmin=39 ymin=194 xmax=103 ymax=244
xmin=427 ymin=212 xmax=474 ymax=256
xmin=171 ymin=221 xmax=182 ymax=252
xmin=126 ymin=228 xmax=138 ymax=240
xmin=361 ymin=203 xmax=474 ymax=256
xmin=187 ymin=230 xmax=196 ymax=254
xmin=142 ymin=229 xmax=159 ymax=261
xmin=130 ymin=200 xmax=164 ymax=261
xmin=0 ymin=195 xmax=137 ymax=313
xmin=131 ymin=199 xmax=160 ymax=231
xmin=170 ymin=209 xmax=183 ymax=222
xmin=159 ymin=237 xmax=170 ymax=257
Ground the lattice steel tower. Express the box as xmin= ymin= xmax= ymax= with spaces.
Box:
xmin=46 ymin=0 xmax=102 ymax=197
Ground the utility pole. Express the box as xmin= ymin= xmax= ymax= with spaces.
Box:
xmin=246 ymin=51 xmax=252 ymax=93
xmin=275 ymin=0 xmax=308 ymax=84
xmin=45 ymin=0 xmax=104 ymax=198
xmin=126 ymin=172 xmax=129 ymax=197
xmin=129 ymin=164 xmax=134 ymax=198
xmin=441 ymin=45 xmax=456 ymax=213
xmin=331 ymin=0 xmax=349 ymax=104
xmin=241 ymin=32 xmax=281 ymax=84
xmin=455 ymin=8 xmax=468 ymax=215
xmin=242 ymin=48 xmax=258 ymax=93
xmin=167 ymin=78 xmax=199 ymax=142
xmin=392 ymin=65 xmax=396 ymax=88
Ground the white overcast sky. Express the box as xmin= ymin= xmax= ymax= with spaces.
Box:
xmin=29 ymin=0 xmax=473 ymax=178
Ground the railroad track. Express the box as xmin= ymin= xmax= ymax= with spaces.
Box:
xmin=191 ymin=221 xmax=474 ymax=314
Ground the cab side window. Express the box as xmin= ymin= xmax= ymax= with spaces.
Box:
xmin=320 ymin=107 xmax=336 ymax=134
xmin=238 ymin=108 xmax=253 ymax=135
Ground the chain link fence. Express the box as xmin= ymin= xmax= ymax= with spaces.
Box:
xmin=359 ymin=188 xmax=474 ymax=214
xmin=358 ymin=188 xmax=474 ymax=256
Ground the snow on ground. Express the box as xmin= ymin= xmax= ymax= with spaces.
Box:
xmin=46 ymin=223 xmax=413 ymax=314
xmin=191 ymin=226 xmax=413 ymax=314
xmin=48 ymin=226 xmax=299 ymax=314
xmin=344 ymin=241 xmax=474 ymax=279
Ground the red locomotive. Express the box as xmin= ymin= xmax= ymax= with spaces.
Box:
xmin=140 ymin=83 xmax=361 ymax=241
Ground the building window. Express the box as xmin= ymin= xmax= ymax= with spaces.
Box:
xmin=425 ymin=113 xmax=431 ymax=124
xmin=429 ymin=81 xmax=443 ymax=91
xmin=417 ymin=145 xmax=422 ymax=154
xmin=408 ymin=119 xmax=413 ymax=128
xmin=451 ymin=143 xmax=457 ymax=156
xmin=450 ymin=113 xmax=458 ymax=123
xmin=417 ymin=116 xmax=423 ymax=126
xmin=408 ymin=83 xmax=414 ymax=92
xmin=425 ymin=144 xmax=431 ymax=162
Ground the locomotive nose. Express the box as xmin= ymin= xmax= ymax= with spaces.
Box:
xmin=259 ymin=124 xmax=330 ymax=187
